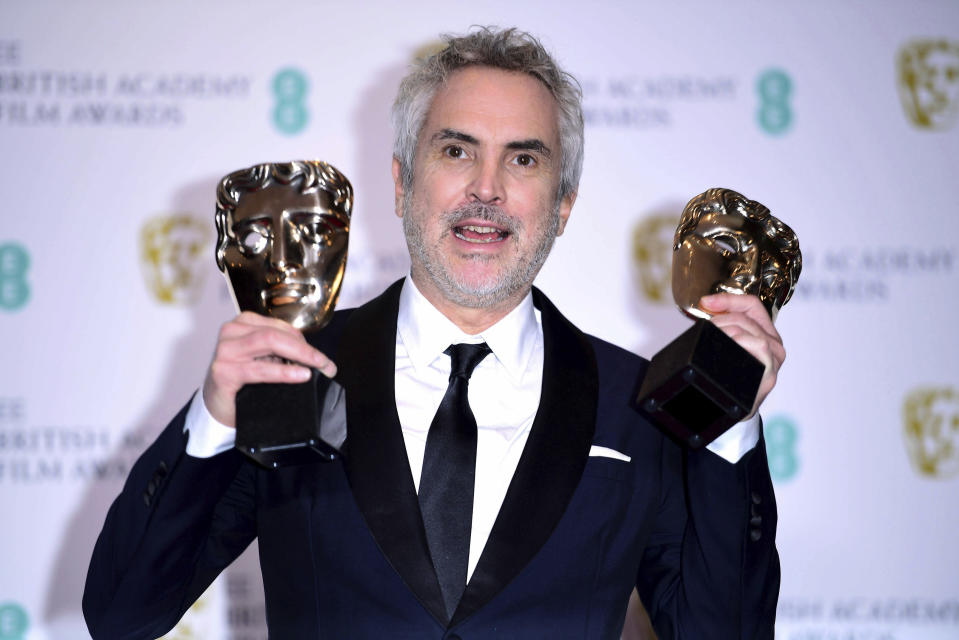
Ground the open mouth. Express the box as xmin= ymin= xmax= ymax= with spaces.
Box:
xmin=453 ymin=224 xmax=509 ymax=244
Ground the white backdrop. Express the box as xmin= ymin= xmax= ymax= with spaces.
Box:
xmin=2 ymin=1 xmax=958 ymax=638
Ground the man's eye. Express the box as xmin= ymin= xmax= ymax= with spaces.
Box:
xmin=513 ymin=153 xmax=536 ymax=167
xmin=444 ymin=145 xmax=466 ymax=159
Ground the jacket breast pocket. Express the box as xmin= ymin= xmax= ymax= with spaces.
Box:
xmin=581 ymin=456 xmax=633 ymax=483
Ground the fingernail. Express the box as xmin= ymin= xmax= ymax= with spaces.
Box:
xmin=293 ymin=367 xmax=311 ymax=381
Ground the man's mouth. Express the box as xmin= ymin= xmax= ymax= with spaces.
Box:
xmin=453 ymin=224 xmax=509 ymax=243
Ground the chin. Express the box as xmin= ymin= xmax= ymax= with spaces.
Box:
xmin=262 ymin=303 xmax=305 ymax=328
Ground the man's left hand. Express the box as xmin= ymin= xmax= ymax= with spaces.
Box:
xmin=699 ymin=293 xmax=786 ymax=419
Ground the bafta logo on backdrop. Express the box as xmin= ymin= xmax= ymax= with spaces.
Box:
xmin=903 ymin=387 xmax=959 ymax=479
xmin=632 ymin=213 xmax=680 ymax=304
xmin=897 ymin=39 xmax=959 ymax=130
xmin=140 ymin=214 xmax=210 ymax=305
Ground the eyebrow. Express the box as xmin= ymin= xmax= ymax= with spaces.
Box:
xmin=432 ymin=128 xmax=478 ymax=145
xmin=233 ymin=215 xmax=271 ymax=226
xmin=506 ymin=139 xmax=552 ymax=158
xmin=432 ymin=128 xmax=553 ymax=158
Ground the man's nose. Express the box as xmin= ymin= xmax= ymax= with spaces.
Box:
xmin=467 ymin=156 xmax=504 ymax=205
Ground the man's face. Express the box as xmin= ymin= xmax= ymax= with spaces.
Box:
xmin=673 ymin=201 xmax=787 ymax=320
xmin=393 ymin=66 xmax=574 ymax=313
xmin=219 ymin=181 xmax=349 ymax=330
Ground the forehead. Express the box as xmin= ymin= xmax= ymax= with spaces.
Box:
xmin=233 ymin=182 xmax=329 ymax=220
xmin=694 ymin=212 xmax=754 ymax=232
xmin=420 ymin=66 xmax=560 ymax=148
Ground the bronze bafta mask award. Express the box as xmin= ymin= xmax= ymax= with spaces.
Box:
xmin=636 ymin=188 xmax=801 ymax=448
xmin=215 ymin=160 xmax=352 ymax=467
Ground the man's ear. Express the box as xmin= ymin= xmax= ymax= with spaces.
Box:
xmin=391 ymin=157 xmax=405 ymax=218
xmin=556 ymin=190 xmax=576 ymax=236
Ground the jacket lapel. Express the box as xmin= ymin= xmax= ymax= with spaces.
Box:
xmin=336 ymin=279 xmax=449 ymax=626
xmin=451 ymin=287 xmax=599 ymax=626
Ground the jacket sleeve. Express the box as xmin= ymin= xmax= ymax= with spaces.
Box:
xmin=82 ymin=399 xmax=257 ymax=640
xmin=636 ymin=427 xmax=780 ymax=640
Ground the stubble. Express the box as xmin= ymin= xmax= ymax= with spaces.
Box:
xmin=402 ymin=198 xmax=560 ymax=309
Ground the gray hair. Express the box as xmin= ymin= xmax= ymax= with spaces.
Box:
xmin=391 ymin=26 xmax=584 ymax=200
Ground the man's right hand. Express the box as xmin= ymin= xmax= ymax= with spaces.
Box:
xmin=201 ymin=311 xmax=338 ymax=427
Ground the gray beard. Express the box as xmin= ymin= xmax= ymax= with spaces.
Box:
xmin=403 ymin=198 xmax=560 ymax=309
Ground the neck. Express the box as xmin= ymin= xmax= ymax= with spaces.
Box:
xmin=409 ymin=271 xmax=529 ymax=335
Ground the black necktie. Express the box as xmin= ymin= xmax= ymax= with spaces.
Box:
xmin=419 ymin=342 xmax=492 ymax=620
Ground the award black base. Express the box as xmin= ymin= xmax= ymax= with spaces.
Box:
xmin=636 ymin=319 xmax=763 ymax=449
xmin=235 ymin=369 xmax=342 ymax=469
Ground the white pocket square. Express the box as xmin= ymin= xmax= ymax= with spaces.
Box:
xmin=588 ymin=445 xmax=631 ymax=462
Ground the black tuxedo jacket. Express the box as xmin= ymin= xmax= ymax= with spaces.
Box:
xmin=84 ymin=281 xmax=780 ymax=639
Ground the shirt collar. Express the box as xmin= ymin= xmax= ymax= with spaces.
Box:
xmin=397 ymin=275 xmax=540 ymax=384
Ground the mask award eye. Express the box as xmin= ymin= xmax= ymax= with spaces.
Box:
xmin=707 ymin=233 xmax=740 ymax=256
xmin=296 ymin=217 xmax=332 ymax=244
xmin=240 ymin=227 xmax=269 ymax=254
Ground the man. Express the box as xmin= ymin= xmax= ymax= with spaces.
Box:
xmin=84 ymin=27 xmax=783 ymax=639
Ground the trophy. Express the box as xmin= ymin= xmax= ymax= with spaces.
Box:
xmin=636 ymin=188 xmax=801 ymax=449
xmin=215 ymin=160 xmax=352 ymax=468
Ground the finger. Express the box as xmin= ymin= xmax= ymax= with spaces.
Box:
xmin=218 ymin=313 xmax=307 ymax=346
xmin=710 ymin=314 xmax=786 ymax=363
xmin=701 ymin=293 xmax=781 ymax=342
xmin=208 ymin=354 xmax=307 ymax=390
xmin=246 ymin=359 xmax=315 ymax=383
xmin=225 ymin=314 xmax=336 ymax=375
xmin=233 ymin=310 xmax=306 ymax=337
xmin=709 ymin=311 xmax=766 ymax=337
xmin=202 ymin=358 xmax=314 ymax=427
xmin=218 ymin=325 xmax=328 ymax=370
xmin=719 ymin=332 xmax=779 ymax=373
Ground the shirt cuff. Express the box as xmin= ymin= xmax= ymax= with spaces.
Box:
xmin=705 ymin=413 xmax=760 ymax=463
xmin=183 ymin=389 xmax=237 ymax=458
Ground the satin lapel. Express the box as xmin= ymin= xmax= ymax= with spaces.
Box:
xmin=337 ymin=279 xmax=448 ymax=626
xmin=452 ymin=288 xmax=599 ymax=626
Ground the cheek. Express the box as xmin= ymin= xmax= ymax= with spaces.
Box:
xmin=684 ymin=238 xmax=729 ymax=273
xmin=413 ymin=166 xmax=461 ymax=207
xmin=307 ymin=239 xmax=348 ymax=274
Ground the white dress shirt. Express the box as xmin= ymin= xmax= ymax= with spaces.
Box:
xmin=183 ymin=276 xmax=760 ymax=579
